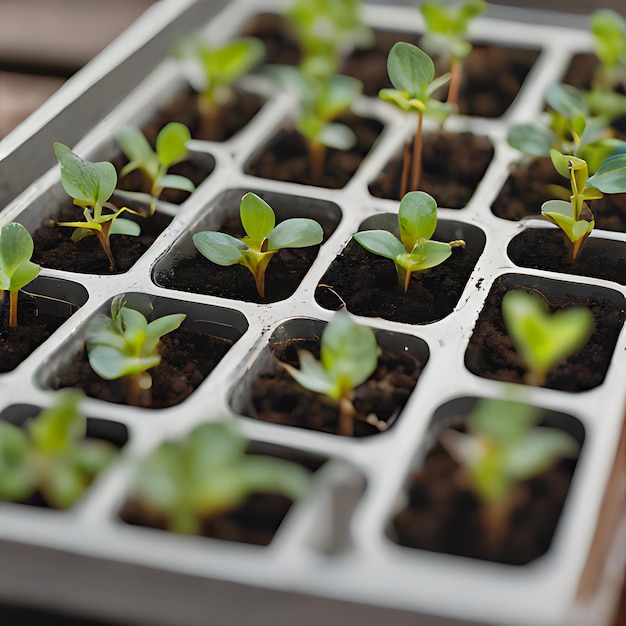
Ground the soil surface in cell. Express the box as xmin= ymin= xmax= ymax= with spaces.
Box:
xmin=508 ymin=229 xmax=626 ymax=285
xmin=315 ymin=235 xmax=477 ymax=324
xmin=245 ymin=113 xmax=383 ymax=189
xmin=31 ymin=204 xmax=172 ymax=274
xmin=50 ymin=328 xmax=234 ymax=408
xmin=392 ymin=432 xmax=577 ymax=565
xmin=121 ymin=448 xmax=325 ymax=545
xmin=368 ymin=131 xmax=493 ymax=207
xmin=244 ymin=334 xmax=423 ymax=437
xmin=491 ymin=157 xmax=626 ymax=232
xmin=464 ymin=277 xmax=625 ymax=391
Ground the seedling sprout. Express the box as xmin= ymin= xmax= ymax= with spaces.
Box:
xmin=54 ymin=143 xmax=140 ymax=272
xmin=279 ymin=310 xmax=381 ymax=437
xmin=501 ymin=290 xmax=594 ymax=387
xmin=0 ymin=222 xmax=40 ymax=327
xmin=441 ymin=397 xmax=579 ymax=542
xmin=116 ymin=122 xmax=195 ymax=213
xmin=127 ymin=420 xmax=311 ymax=536
xmin=85 ymin=296 xmax=186 ymax=407
xmin=193 ymin=192 xmax=323 ymax=298
xmin=420 ymin=0 xmax=487 ymax=107
xmin=0 ymin=390 xmax=117 ymax=509
xmin=353 ymin=191 xmax=465 ymax=293
xmin=379 ymin=42 xmax=451 ymax=196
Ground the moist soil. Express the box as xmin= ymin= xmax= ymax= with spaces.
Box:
xmin=31 ymin=203 xmax=172 ymax=274
xmin=507 ymin=229 xmax=626 ymax=285
xmin=243 ymin=14 xmax=539 ymax=117
xmin=243 ymin=334 xmax=424 ymax=437
xmin=245 ymin=113 xmax=383 ymax=189
xmin=392 ymin=430 xmax=577 ymax=565
xmin=491 ymin=157 xmax=626 ymax=232
xmin=0 ymin=298 xmax=65 ymax=373
xmin=368 ymin=131 xmax=494 ymax=206
xmin=315 ymin=230 xmax=479 ymax=324
xmin=49 ymin=328 xmax=234 ymax=408
xmin=464 ymin=276 xmax=625 ymax=391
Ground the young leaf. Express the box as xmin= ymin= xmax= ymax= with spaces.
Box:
xmin=0 ymin=222 xmax=40 ymax=292
xmin=353 ymin=230 xmax=406 ymax=261
xmin=507 ymin=124 xmax=553 ymax=157
xmin=156 ymin=122 xmax=191 ymax=168
xmin=193 ymin=231 xmax=246 ymax=266
xmin=267 ymin=218 xmax=323 ymax=250
xmin=387 ymin=42 xmax=435 ymax=96
xmin=240 ymin=192 xmax=275 ymax=244
xmin=398 ymin=191 xmax=438 ymax=251
xmin=586 ymin=153 xmax=626 ymax=193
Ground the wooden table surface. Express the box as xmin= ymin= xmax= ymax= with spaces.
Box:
xmin=0 ymin=1 xmax=623 ymax=624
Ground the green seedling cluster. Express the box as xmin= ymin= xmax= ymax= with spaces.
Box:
xmin=193 ymin=192 xmax=323 ymax=298
xmin=286 ymin=0 xmax=373 ymax=78
xmin=116 ymin=122 xmax=195 ymax=213
xmin=280 ymin=310 xmax=381 ymax=437
xmin=541 ymin=150 xmax=626 ymax=260
xmin=379 ymin=42 xmax=451 ymax=196
xmin=420 ymin=0 xmax=487 ymax=106
xmin=0 ymin=390 xmax=117 ymax=509
xmin=174 ymin=35 xmax=265 ymax=138
xmin=127 ymin=420 xmax=311 ymax=536
xmin=353 ymin=191 xmax=465 ymax=293
xmin=0 ymin=222 xmax=40 ymax=327
xmin=54 ymin=143 xmax=140 ymax=272
xmin=441 ymin=398 xmax=579 ymax=540
xmin=501 ymin=290 xmax=595 ymax=387
xmin=85 ymin=296 xmax=186 ymax=407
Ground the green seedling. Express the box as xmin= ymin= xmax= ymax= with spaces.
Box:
xmin=587 ymin=9 xmax=626 ymax=118
xmin=286 ymin=0 xmax=373 ymax=78
xmin=279 ymin=310 xmax=381 ymax=437
xmin=54 ymin=142 xmax=140 ymax=272
xmin=420 ymin=0 xmax=487 ymax=107
xmin=440 ymin=398 xmax=579 ymax=542
xmin=502 ymin=290 xmax=595 ymax=387
xmin=541 ymin=150 xmax=626 ymax=259
xmin=379 ymin=42 xmax=451 ymax=196
xmin=174 ymin=35 xmax=265 ymax=138
xmin=193 ymin=192 xmax=323 ymax=298
xmin=85 ymin=296 xmax=186 ymax=407
xmin=507 ymin=83 xmax=626 ymax=171
xmin=265 ymin=65 xmax=363 ymax=182
xmin=127 ymin=420 xmax=311 ymax=535
xmin=0 ymin=222 xmax=40 ymax=327
xmin=116 ymin=122 xmax=195 ymax=214
xmin=0 ymin=390 xmax=117 ymax=509
xmin=353 ymin=191 xmax=465 ymax=293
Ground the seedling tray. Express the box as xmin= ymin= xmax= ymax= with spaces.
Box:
xmin=0 ymin=1 xmax=624 ymax=625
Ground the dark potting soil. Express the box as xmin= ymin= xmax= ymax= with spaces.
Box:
xmin=245 ymin=113 xmax=383 ymax=189
xmin=243 ymin=335 xmax=423 ymax=437
xmin=507 ymin=229 xmax=626 ymax=285
xmin=49 ymin=328 xmax=234 ymax=408
xmin=368 ymin=131 xmax=494 ymax=206
xmin=31 ymin=203 xmax=172 ymax=274
xmin=392 ymin=434 xmax=577 ymax=565
xmin=140 ymin=87 xmax=266 ymax=144
xmin=464 ymin=276 xmax=625 ymax=391
xmin=315 ymin=235 xmax=478 ymax=324
xmin=491 ymin=157 xmax=626 ymax=232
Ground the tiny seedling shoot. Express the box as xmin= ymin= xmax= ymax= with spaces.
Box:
xmin=173 ymin=34 xmax=265 ymax=139
xmin=353 ymin=191 xmax=465 ymax=293
xmin=279 ymin=310 xmax=382 ymax=437
xmin=193 ymin=192 xmax=323 ymax=298
xmin=440 ymin=397 xmax=579 ymax=544
xmin=0 ymin=222 xmax=40 ymax=327
xmin=0 ymin=390 xmax=118 ymax=509
xmin=127 ymin=420 xmax=311 ymax=536
xmin=379 ymin=42 xmax=451 ymax=196
xmin=85 ymin=295 xmax=186 ymax=407
xmin=116 ymin=122 xmax=195 ymax=213
xmin=501 ymin=290 xmax=594 ymax=387
xmin=420 ymin=0 xmax=487 ymax=107
xmin=286 ymin=0 xmax=373 ymax=78
xmin=541 ymin=150 xmax=626 ymax=260
xmin=54 ymin=142 xmax=140 ymax=272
